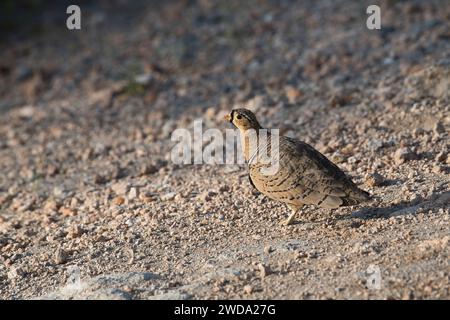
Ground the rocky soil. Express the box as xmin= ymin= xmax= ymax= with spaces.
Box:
xmin=0 ymin=0 xmax=449 ymax=299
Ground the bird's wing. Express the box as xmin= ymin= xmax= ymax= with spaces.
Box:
xmin=282 ymin=137 xmax=370 ymax=207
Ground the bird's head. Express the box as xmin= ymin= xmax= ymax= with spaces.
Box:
xmin=224 ymin=108 xmax=262 ymax=131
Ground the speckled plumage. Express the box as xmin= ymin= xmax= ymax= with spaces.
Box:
xmin=226 ymin=108 xmax=371 ymax=225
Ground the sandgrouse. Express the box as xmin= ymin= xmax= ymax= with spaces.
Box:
xmin=225 ymin=108 xmax=371 ymax=225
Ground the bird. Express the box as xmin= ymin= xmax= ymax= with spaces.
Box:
xmin=225 ymin=108 xmax=371 ymax=225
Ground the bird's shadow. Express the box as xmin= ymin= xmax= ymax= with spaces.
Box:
xmin=298 ymin=190 xmax=449 ymax=225
xmin=345 ymin=190 xmax=449 ymax=221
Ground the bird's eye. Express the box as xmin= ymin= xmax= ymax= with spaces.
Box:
xmin=236 ymin=115 xmax=242 ymax=120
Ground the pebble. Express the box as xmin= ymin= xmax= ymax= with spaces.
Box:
xmin=139 ymin=192 xmax=156 ymax=203
xmin=341 ymin=144 xmax=355 ymax=155
xmin=219 ymin=185 xmax=230 ymax=192
xmin=7 ymin=267 xmax=25 ymax=280
xmin=258 ymin=263 xmax=272 ymax=278
xmin=394 ymin=147 xmax=417 ymax=165
xmin=54 ymin=247 xmax=68 ymax=265
xmin=66 ymin=225 xmax=83 ymax=239
xmin=112 ymin=196 xmax=125 ymax=206
xmin=84 ymin=198 xmax=99 ymax=210
xmin=111 ymin=182 xmax=130 ymax=195
xmin=365 ymin=172 xmax=385 ymax=187
xmin=134 ymin=73 xmax=152 ymax=85
xmin=367 ymin=139 xmax=384 ymax=151
xmin=204 ymin=107 xmax=217 ymax=120
xmin=0 ymin=194 xmax=12 ymax=206
xmin=69 ymin=197 xmax=79 ymax=208
xmin=140 ymin=164 xmax=158 ymax=175
xmin=199 ymin=191 xmax=217 ymax=202
xmin=160 ymin=120 xmax=175 ymax=139
xmin=161 ymin=192 xmax=176 ymax=201
xmin=285 ymin=86 xmax=302 ymax=104
xmin=263 ymin=245 xmax=273 ymax=255
xmin=59 ymin=207 xmax=77 ymax=217
xmin=432 ymin=165 xmax=443 ymax=174
xmin=44 ymin=200 xmax=59 ymax=212
xmin=435 ymin=151 xmax=447 ymax=163
xmin=243 ymin=285 xmax=253 ymax=294
xmin=128 ymin=187 xmax=139 ymax=200
xmin=53 ymin=186 xmax=67 ymax=199
xmin=433 ymin=121 xmax=445 ymax=135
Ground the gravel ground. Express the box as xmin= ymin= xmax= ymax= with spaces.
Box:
xmin=0 ymin=0 xmax=449 ymax=299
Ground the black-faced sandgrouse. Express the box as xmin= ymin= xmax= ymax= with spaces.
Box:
xmin=225 ymin=108 xmax=371 ymax=225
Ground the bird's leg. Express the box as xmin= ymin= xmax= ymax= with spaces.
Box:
xmin=281 ymin=210 xmax=297 ymax=226
xmin=280 ymin=205 xmax=303 ymax=226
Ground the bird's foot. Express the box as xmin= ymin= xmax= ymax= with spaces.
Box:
xmin=280 ymin=207 xmax=301 ymax=226
xmin=279 ymin=216 xmax=296 ymax=226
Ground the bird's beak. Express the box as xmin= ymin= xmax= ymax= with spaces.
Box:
xmin=224 ymin=113 xmax=232 ymax=122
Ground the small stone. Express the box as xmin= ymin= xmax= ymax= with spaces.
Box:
xmin=20 ymin=167 xmax=35 ymax=180
xmin=0 ymin=194 xmax=12 ymax=206
xmin=53 ymin=186 xmax=66 ymax=198
xmin=139 ymin=192 xmax=156 ymax=203
xmin=66 ymin=225 xmax=83 ymax=239
xmin=204 ymin=107 xmax=217 ymax=120
xmin=161 ymin=192 xmax=176 ymax=201
xmin=69 ymin=197 xmax=79 ymax=208
xmin=54 ymin=247 xmax=68 ymax=265
xmin=219 ymin=185 xmax=230 ymax=192
xmin=285 ymin=86 xmax=302 ymax=104
xmin=341 ymin=144 xmax=354 ymax=155
xmin=44 ymin=200 xmax=59 ymax=212
xmin=84 ymin=198 xmax=99 ymax=210
xmin=112 ymin=196 xmax=125 ymax=206
xmin=7 ymin=266 xmax=25 ymax=280
xmin=402 ymin=290 xmax=414 ymax=300
xmin=394 ymin=147 xmax=417 ymax=165
xmin=423 ymin=286 xmax=433 ymax=295
xmin=412 ymin=128 xmax=425 ymax=139
xmin=329 ymin=92 xmax=352 ymax=108
xmin=140 ymin=164 xmax=158 ymax=175
xmin=134 ymin=73 xmax=152 ymax=85
xmin=367 ymin=139 xmax=384 ymax=151
xmin=435 ymin=151 xmax=447 ymax=163
xmin=258 ymin=263 xmax=271 ymax=278
xmin=128 ymin=187 xmax=139 ymax=200
xmin=199 ymin=191 xmax=217 ymax=202
xmin=433 ymin=121 xmax=445 ymax=135
xmin=331 ymin=152 xmax=345 ymax=163
xmin=264 ymin=245 xmax=273 ymax=255
xmin=174 ymin=194 xmax=184 ymax=201
xmin=160 ymin=120 xmax=175 ymax=139
xmin=94 ymin=174 xmax=107 ymax=184
xmin=15 ymin=199 xmax=34 ymax=212
xmin=431 ymin=165 xmax=441 ymax=174
xmin=59 ymin=207 xmax=77 ymax=217
xmin=111 ymin=182 xmax=130 ymax=195
xmin=243 ymin=285 xmax=253 ymax=294
xmin=365 ymin=172 xmax=385 ymax=187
